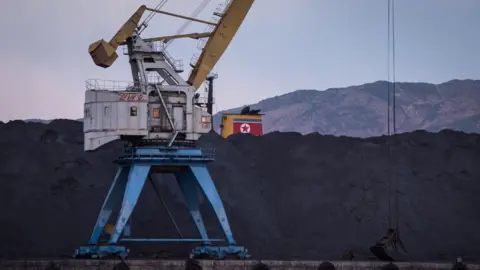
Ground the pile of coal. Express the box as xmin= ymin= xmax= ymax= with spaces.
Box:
xmin=0 ymin=119 xmax=479 ymax=261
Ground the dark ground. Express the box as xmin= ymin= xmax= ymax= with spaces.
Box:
xmin=0 ymin=119 xmax=479 ymax=261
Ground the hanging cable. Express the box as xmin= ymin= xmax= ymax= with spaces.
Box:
xmin=392 ymin=0 xmax=397 ymax=137
xmin=391 ymin=0 xmax=399 ymax=230
xmin=148 ymin=175 xmax=184 ymax=238
xmin=387 ymin=0 xmax=392 ymax=229
xmin=144 ymin=0 xmax=168 ymax=26
xmin=387 ymin=0 xmax=391 ymax=137
xmin=164 ymin=0 xmax=212 ymax=50
xmin=370 ymin=1 xmax=407 ymax=260
xmin=137 ymin=0 xmax=169 ymax=35
xmin=387 ymin=0 xmax=399 ymax=231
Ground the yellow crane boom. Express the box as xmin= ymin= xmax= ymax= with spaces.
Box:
xmin=88 ymin=4 xmax=218 ymax=69
xmin=88 ymin=5 xmax=147 ymax=68
xmin=187 ymin=0 xmax=255 ymax=89
xmin=88 ymin=0 xmax=255 ymax=89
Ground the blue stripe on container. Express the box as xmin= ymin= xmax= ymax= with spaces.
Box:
xmin=232 ymin=118 xmax=262 ymax=123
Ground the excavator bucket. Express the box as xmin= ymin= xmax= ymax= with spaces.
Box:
xmin=87 ymin=5 xmax=147 ymax=68
xmin=370 ymin=228 xmax=407 ymax=261
xmin=370 ymin=244 xmax=395 ymax=261
xmin=88 ymin=39 xmax=118 ymax=68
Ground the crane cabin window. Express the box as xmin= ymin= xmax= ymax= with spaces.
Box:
xmin=130 ymin=106 xmax=137 ymax=117
xmin=152 ymin=108 xmax=160 ymax=119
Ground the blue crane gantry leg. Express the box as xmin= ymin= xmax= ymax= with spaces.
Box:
xmin=73 ymin=145 xmax=249 ymax=260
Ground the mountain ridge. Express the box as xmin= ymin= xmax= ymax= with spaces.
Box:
xmin=10 ymin=79 xmax=480 ymax=137
xmin=213 ymin=79 xmax=480 ymax=137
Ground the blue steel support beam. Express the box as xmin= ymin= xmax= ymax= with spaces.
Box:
xmin=121 ymin=238 xmax=224 ymax=242
xmin=109 ymin=164 xmax=151 ymax=244
xmin=176 ymin=170 xmax=211 ymax=245
xmin=88 ymin=166 xmax=129 ymax=245
xmin=123 ymin=218 xmax=132 ymax=237
xmin=75 ymin=146 xmax=248 ymax=259
xmin=190 ymin=164 xmax=236 ymax=245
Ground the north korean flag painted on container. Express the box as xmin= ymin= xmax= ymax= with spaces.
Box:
xmin=232 ymin=118 xmax=263 ymax=136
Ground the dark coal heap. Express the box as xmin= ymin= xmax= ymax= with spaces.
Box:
xmin=0 ymin=119 xmax=479 ymax=261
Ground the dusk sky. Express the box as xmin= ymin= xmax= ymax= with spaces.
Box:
xmin=0 ymin=0 xmax=478 ymax=122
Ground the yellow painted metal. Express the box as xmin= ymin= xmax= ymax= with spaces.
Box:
xmin=187 ymin=0 xmax=255 ymax=89
xmin=104 ymin=224 xmax=115 ymax=235
xmin=99 ymin=223 xmax=116 ymax=245
xmin=88 ymin=1 xmax=254 ymax=75
xmin=88 ymin=5 xmax=213 ymax=68
xmin=146 ymin=7 xmax=217 ymax=26
xmin=118 ymin=32 xmax=212 ymax=46
xmin=220 ymin=113 xmax=262 ymax=138
xmin=142 ymin=32 xmax=212 ymax=43
xmin=88 ymin=5 xmax=147 ymax=68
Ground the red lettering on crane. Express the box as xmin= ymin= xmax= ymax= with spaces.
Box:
xmin=118 ymin=93 xmax=144 ymax=101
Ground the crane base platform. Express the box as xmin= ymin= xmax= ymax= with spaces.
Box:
xmin=73 ymin=246 xmax=129 ymax=259
xmin=73 ymin=245 xmax=249 ymax=260
xmin=191 ymin=245 xmax=249 ymax=259
xmin=73 ymin=145 xmax=248 ymax=260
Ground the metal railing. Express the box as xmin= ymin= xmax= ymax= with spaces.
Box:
xmin=200 ymin=148 xmax=216 ymax=160
xmin=152 ymin=41 xmax=166 ymax=52
xmin=85 ymin=79 xmax=143 ymax=92
xmin=120 ymin=42 xmax=155 ymax=55
xmin=189 ymin=53 xmax=200 ymax=68
xmin=120 ymin=41 xmax=184 ymax=73
xmin=213 ymin=3 xmax=227 ymax=16
xmin=214 ymin=0 xmax=232 ymax=16
xmin=121 ymin=42 xmax=161 ymax=55
xmin=195 ymin=9 xmax=220 ymax=52
xmin=188 ymin=2 xmax=227 ymax=72
xmin=146 ymin=73 xmax=164 ymax=84
xmin=162 ymin=48 xmax=184 ymax=73
xmin=119 ymin=147 xmax=216 ymax=162
xmin=195 ymin=96 xmax=216 ymax=104
xmin=196 ymin=38 xmax=208 ymax=51
xmin=121 ymin=45 xmax=129 ymax=55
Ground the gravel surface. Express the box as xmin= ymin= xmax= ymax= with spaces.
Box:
xmin=0 ymin=119 xmax=479 ymax=261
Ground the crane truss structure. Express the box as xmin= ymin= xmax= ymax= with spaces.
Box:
xmin=75 ymin=0 xmax=254 ymax=260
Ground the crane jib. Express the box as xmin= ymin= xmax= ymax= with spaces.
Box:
xmin=187 ymin=0 xmax=255 ymax=89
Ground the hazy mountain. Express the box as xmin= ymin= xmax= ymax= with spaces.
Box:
xmin=16 ymin=79 xmax=480 ymax=137
xmin=213 ymin=79 xmax=480 ymax=137
xmin=21 ymin=119 xmax=83 ymax=124
xmin=23 ymin=119 xmax=53 ymax=124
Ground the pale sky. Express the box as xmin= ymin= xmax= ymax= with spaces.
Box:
xmin=0 ymin=0 xmax=479 ymax=122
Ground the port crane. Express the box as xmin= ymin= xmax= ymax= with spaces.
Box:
xmin=76 ymin=0 xmax=255 ymax=260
